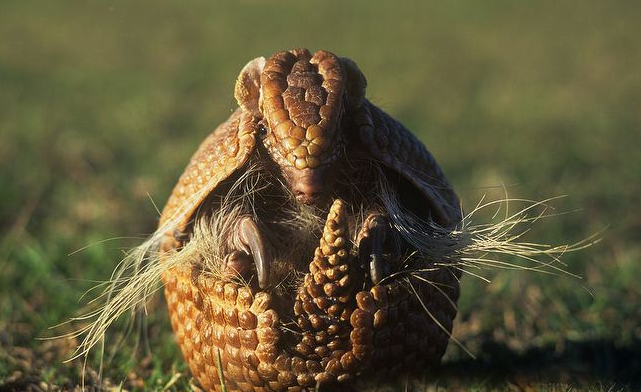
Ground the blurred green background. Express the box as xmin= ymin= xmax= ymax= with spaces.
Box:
xmin=1 ymin=0 xmax=640 ymax=390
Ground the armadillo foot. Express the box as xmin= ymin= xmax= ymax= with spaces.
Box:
xmin=223 ymin=250 xmax=252 ymax=279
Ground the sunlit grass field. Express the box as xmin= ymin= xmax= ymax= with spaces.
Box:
xmin=1 ymin=1 xmax=640 ymax=390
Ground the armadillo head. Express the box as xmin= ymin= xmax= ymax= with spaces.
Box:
xmin=234 ymin=48 xmax=366 ymax=206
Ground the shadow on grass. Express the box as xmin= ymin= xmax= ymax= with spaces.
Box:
xmin=1 ymin=337 xmax=640 ymax=391
xmin=354 ymin=338 xmax=641 ymax=391
xmin=434 ymin=339 xmax=640 ymax=391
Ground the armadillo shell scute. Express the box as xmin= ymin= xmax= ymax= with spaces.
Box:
xmin=162 ymin=200 xmax=459 ymax=392
xmin=355 ymin=100 xmax=461 ymax=228
xmin=158 ymin=109 xmax=257 ymax=240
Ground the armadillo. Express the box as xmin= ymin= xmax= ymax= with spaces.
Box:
xmin=159 ymin=48 xmax=462 ymax=392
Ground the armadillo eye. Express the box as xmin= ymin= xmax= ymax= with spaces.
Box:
xmin=258 ymin=123 xmax=267 ymax=138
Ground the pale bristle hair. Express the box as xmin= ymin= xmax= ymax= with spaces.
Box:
xmin=58 ymin=160 xmax=322 ymax=369
xmin=373 ymin=166 xmax=597 ymax=282
xmin=58 ymin=157 xmax=596 ymax=379
xmin=367 ymin=164 xmax=597 ymax=358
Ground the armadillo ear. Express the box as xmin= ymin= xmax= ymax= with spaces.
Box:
xmin=235 ymin=56 xmax=266 ymax=115
xmin=340 ymin=57 xmax=367 ymax=109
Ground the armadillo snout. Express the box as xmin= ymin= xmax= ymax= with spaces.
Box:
xmin=290 ymin=167 xmax=328 ymax=205
xmin=294 ymin=187 xmax=324 ymax=205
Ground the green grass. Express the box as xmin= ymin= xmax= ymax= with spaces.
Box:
xmin=1 ymin=0 xmax=640 ymax=390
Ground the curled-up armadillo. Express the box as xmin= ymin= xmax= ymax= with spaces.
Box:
xmin=160 ymin=48 xmax=462 ymax=391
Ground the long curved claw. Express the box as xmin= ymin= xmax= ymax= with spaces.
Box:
xmin=359 ymin=215 xmax=393 ymax=285
xmin=238 ymin=217 xmax=270 ymax=289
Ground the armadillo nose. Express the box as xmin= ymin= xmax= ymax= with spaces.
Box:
xmin=295 ymin=190 xmax=324 ymax=205
xmin=293 ymin=182 xmax=325 ymax=205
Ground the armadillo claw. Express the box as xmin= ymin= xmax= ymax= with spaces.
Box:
xmin=357 ymin=214 xmax=399 ymax=285
xmin=238 ymin=217 xmax=270 ymax=289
